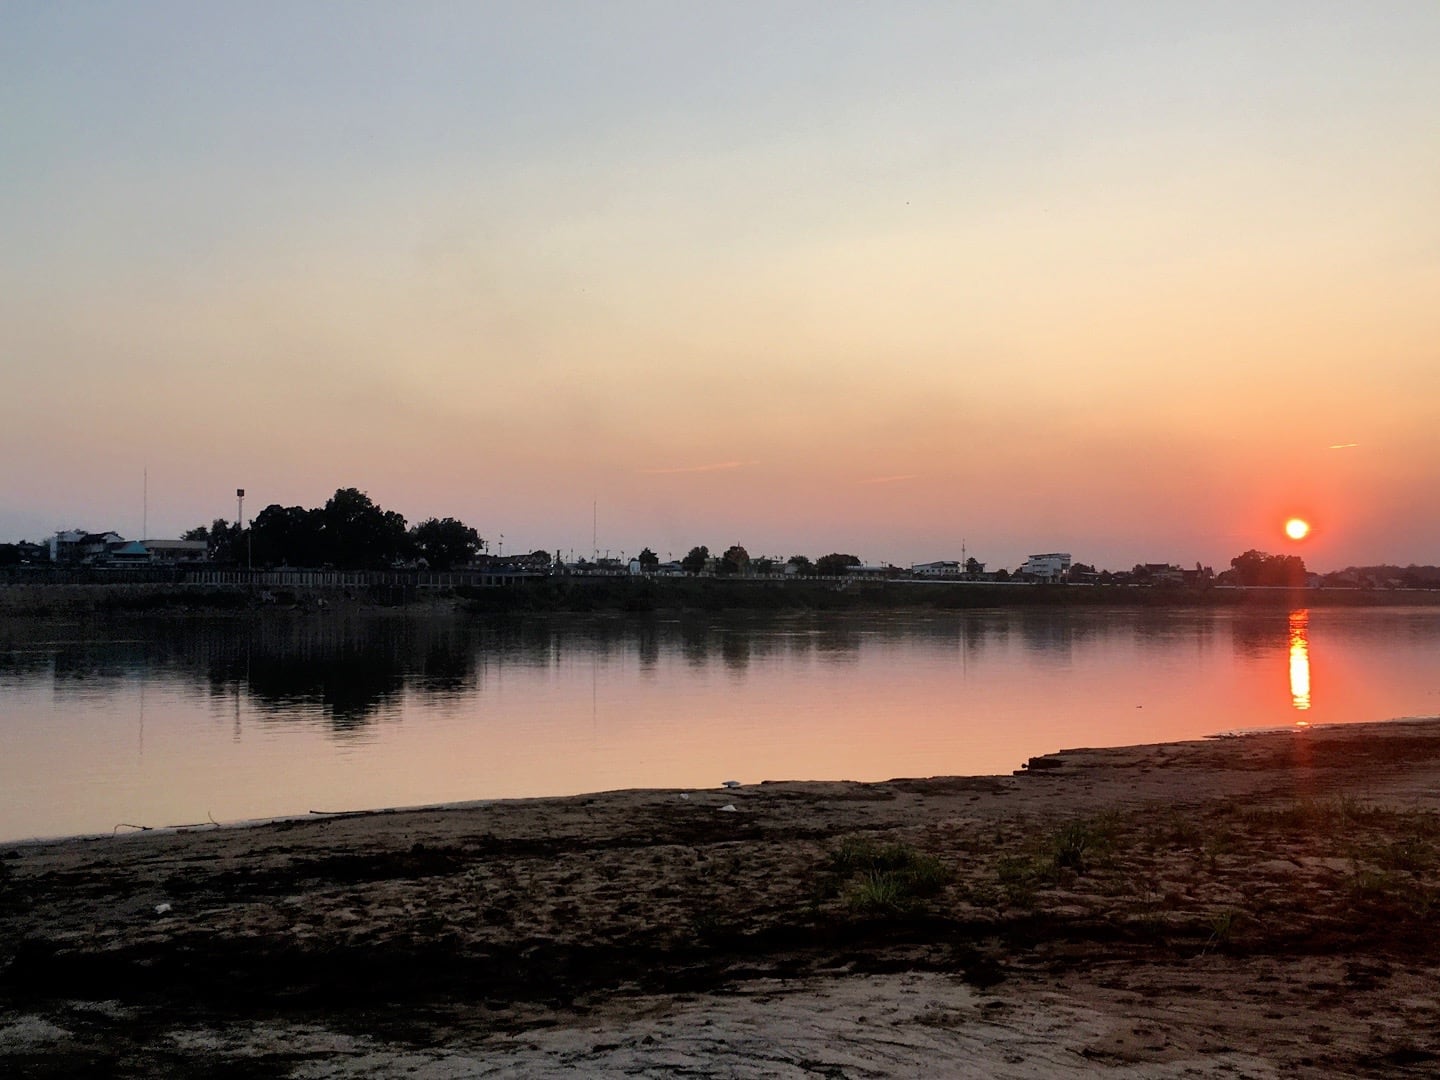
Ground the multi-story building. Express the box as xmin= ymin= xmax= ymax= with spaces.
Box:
xmin=1019 ymin=552 xmax=1072 ymax=582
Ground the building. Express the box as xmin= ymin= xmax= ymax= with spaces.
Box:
xmin=143 ymin=539 xmax=209 ymax=563
xmin=50 ymin=530 xmax=125 ymax=563
xmin=106 ymin=541 xmax=152 ymax=566
xmin=1140 ymin=563 xmax=1186 ymax=586
xmin=1019 ymin=552 xmax=1072 ymax=582
xmin=912 ymin=560 xmax=962 ymax=578
xmin=49 ymin=529 xmax=86 ymax=562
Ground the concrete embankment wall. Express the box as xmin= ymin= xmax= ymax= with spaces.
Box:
xmin=0 ymin=583 xmax=465 ymax=617
xmin=1 ymin=576 xmax=1435 ymax=618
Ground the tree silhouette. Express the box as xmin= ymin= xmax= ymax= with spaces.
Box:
xmin=1229 ymin=549 xmax=1307 ymax=587
xmin=719 ymin=545 xmax=750 ymax=576
xmin=815 ymin=552 xmax=861 ymax=576
xmin=251 ymin=504 xmax=325 ymax=567
xmin=322 ymin=488 xmax=409 ymax=569
xmin=681 ymin=545 xmax=710 ymax=575
xmin=411 ymin=517 xmax=482 ymax=570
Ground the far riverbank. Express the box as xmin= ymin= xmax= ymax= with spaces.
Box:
xmin=2 ymin=575 xmax=1437 ymax=618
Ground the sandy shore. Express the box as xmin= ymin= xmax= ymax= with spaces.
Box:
xmin=4 ymin=719 xmax=1440 ymax=1077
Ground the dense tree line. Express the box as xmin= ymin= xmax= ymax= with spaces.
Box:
xmin=186 ymin=488 xmax=483 ymax=571
xmin=1319 ymin=564 xmax=1440 ymax=588
xmin=1225 ymin=549 xmax=1307 ymax=587
xmin=674 ymin=546 xmax=863 ymax=577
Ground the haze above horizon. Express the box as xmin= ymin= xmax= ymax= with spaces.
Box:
xmin=4 ymin=3 xmax=1437 ymax=571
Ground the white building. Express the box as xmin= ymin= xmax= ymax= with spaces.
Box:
xmin=1020 ymin=552 xmax=1072 ymax=581
xmin=912 ymin=560 xmax=962 ymax=577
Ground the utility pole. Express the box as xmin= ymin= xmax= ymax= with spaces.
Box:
xmin=236 ymin=488 xmax=249 ymax=570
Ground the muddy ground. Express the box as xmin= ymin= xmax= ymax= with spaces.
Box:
xmin=4 ymin=719 xmax=1440 ymax=1077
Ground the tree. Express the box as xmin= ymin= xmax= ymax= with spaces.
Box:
xmin=681 ymin=545 xmax=709 ymax=575
xmin=322 ymin=488 xmax=409 ymax=569
xmin=201 ymin=518 xmax=241 ymax=563
xmin=786 ymin=554 xmax=814 ymax=576
xmin=637 ymin=547 xmax=659 ymax=570
xmin=0 ymin=544 xmax=20 ymax=567
xmin=251 ymin=504 xmax=325 ymax=567
xmin=719 ymin=544 xmax=750 ymax=576
xmin=815 ymin=552 xmax=861 ymax=577
xmin=1229 ymin=549 xmax=1307 ymax=587
xmin=411 ymin=517 xmax=482 ymax=570
xmin=181 ymin=525 xmax=209 ymax=543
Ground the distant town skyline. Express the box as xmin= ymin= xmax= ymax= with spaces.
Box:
xmin=4 ymin=498 xmax=1432 ymax=579
xmin=4 ymin=4 xmax=1438 ymax=571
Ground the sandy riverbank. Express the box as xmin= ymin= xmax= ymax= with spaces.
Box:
xmin=4 ymin=719 xmax=1440 ymax=1077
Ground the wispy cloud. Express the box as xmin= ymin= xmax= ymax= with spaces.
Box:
xmin=1328 ymin=442 xmax=1360 ymax=450
xmin=857 ymin=473 xmax=919 ymax=485
xmin=639 ymin=460 xmax=761 ymax=475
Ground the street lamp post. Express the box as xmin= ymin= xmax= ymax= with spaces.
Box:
xmin=236 ymin=488 xmax=251 ymax=571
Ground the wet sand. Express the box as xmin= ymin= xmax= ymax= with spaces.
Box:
xmin=3 ymin=718 xmax=1440 ymax=1077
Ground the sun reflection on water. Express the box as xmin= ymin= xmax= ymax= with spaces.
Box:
xmin=1289 ymin=609 xmax=1311 ymax=712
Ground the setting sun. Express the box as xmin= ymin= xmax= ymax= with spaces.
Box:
xmin=1285 ymin=518 xmax=1311 ymax=541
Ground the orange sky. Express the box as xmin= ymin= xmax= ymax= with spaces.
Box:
xmin=3 ymin=4 xmax=1437 ymax=570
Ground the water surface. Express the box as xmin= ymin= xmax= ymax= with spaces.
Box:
xmin=2 ymin=607 xmax=1438 ymax=842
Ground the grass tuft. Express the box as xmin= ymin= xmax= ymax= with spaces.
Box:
xmin=827 ymin=836 xmax=951 ymax=915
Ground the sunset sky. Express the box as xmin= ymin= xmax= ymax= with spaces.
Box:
xmin=4 ymin=2 xmax=1437 ymax=570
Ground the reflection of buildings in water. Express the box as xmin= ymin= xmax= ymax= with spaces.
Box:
xmin=1288 ymin=609 xmax=1311 ymax=711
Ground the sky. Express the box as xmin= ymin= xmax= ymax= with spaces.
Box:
xmin=3 ymin=2 xmax=1437 ymax=571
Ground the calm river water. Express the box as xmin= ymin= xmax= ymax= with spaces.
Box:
xmin=2 ymin=607 xmax=1439 ymax=841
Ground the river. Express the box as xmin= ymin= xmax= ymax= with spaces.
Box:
xmin=2 ymin=606 xmax=1438 ymax=841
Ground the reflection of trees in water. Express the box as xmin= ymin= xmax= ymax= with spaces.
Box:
xmin=0 ymin=617 xmax=485 ymax=734
xmin=678 ymin=620 xmax=713 ymax=668
xmin=201 ymin=619 xmax=477 ymax=732
xmin=720 ymin=629 xmax=751 ymax=672
xmin=11 ymin=608 xmax=1361 ymax=739
xmin=418 ymin=623 xmax=479 ymax=696
xmin=636 ymin=621 xmax=660 ymax=672
xmin=242 ymin=648 xmax=406 ymax=732
xmin=468 ymin=613 xmax=1048 ymax=675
